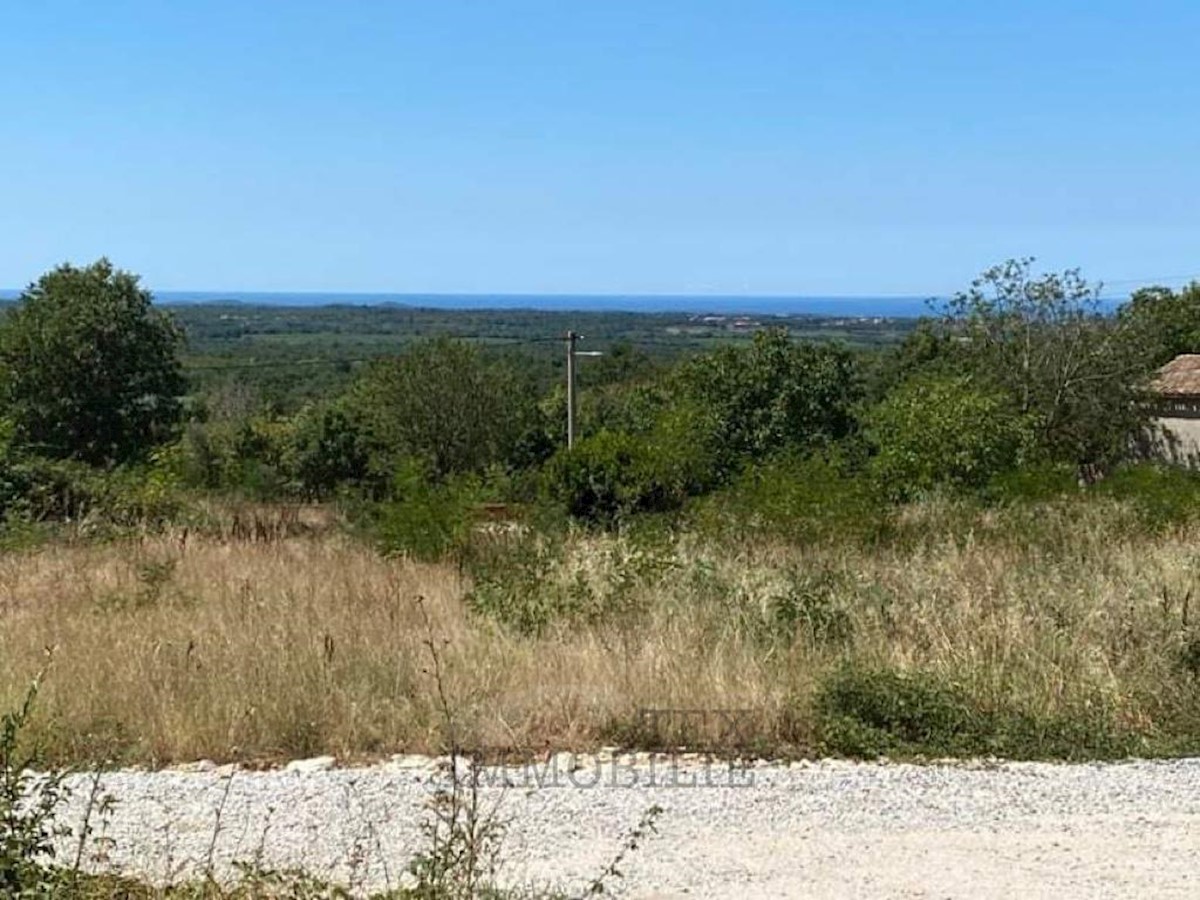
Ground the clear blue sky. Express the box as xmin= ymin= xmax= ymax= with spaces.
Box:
xmin=2 ymin=1 xmax=1198 ymax=297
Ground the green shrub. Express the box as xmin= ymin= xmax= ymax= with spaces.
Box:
xmin=1093 ymin=463 xmax=1200 ymax=530
xmin=544 ymin=431 xmax=642 ymax=526
xmin=0 ymin=456 xmax=98 ymax=522
xmin=0 ymin=454 xmax=185 ymax=529
xmin=464 ymin=532 xmax=570 ymax=635
xmin=168 ymin=422 xmax=225 ymax=490
xmin=369 ymin=461 xmax=480 ymax=562
xmin=1 ymin=674 xmax=72 ymax=895
xmin=694 ymin=453 xmax=888 ymax=546
xmin=815 ymin=666 xmax=981 ymax=757
xmin=544 ymin=424 xmax=712 ymax=528
xmin=288 ymin=402 xmax=373 ymax=500
xmin=170 ymin=417 xmax=298 ymax=500
xmin=466 ymin=530 xmax=673 ymax=636
xmin=865 ymin=375 xmax=1032 ymax=501
xmin=982 ymin=461 xmax=1079 ymax=505
xmin=815 ymin=664 xmax=1138 ymax=760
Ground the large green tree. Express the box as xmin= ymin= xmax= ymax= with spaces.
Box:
xmin=348 ymin=337 xmax=539 ymax=479
xmin=1117 ymin=282 xmax=1200 ymax=367
xmin=0 ymin=259 xmax=186 ymax=466
xmin=671 ymin=328 xmax=858 ymax=473
xmin=940 ymin=258 xmax=1151 ymax=470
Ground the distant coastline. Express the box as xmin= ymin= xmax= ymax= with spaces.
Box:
xmin=0 ymin=288 xmax=937 ymax=317
xmin=0 ymin=288 xmax=1140 ymax=316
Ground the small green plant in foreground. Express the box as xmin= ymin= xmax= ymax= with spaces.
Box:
xmin=815 ymin=665 xmax=1141 ymax=761
xmin=369 ymin=461 xmax=480 ymax=562
xmin=1 ymin=669 xmax=72 ymax=897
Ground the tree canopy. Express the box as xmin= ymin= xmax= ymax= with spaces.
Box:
xmin=347 ymin=336 xmax=541 ymax=479
xmin=671 ymin=328 xmax=858 ymax=468
xmin=0 ymin=259 xmax=185 ymax=466
xmin=1117 ymin=282 xmax=1200 ymax=368
xmin=938 ymin=258 xmax=1152 ymax=469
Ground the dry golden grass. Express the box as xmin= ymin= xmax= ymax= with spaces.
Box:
xmin=1 ymin=501 xmax=1198 ymax=765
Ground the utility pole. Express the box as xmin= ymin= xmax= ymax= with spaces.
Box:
xmin=565 ymin=331 xmax=602 ymax=449
xmin=566 ymin=331 xmax=579 ymax=449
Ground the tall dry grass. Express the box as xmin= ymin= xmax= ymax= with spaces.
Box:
xmin=1 ymin=499 xmax=1198 ymax=765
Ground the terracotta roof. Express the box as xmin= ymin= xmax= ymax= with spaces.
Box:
xmin=1151 ymin=354 xmax=1200 ymax=396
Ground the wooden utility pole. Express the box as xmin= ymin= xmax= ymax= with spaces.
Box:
xmin=565 ymin=331 xmax=602 ymax=449
xmin=566 ymin=330 xmax=579 ymax=449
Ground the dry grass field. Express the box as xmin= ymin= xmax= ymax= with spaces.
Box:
xmin=3 ymin=497 xmax=1199 ymax=767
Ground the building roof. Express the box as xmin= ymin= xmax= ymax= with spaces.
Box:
xmin=1151 ymin=354 xmax=1200 ymax=397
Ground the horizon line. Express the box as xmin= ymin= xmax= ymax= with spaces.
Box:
xmin=3 ymin=287 xmax=944 ymax=300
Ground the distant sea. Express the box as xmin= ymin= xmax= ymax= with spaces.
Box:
xmin=65 ymin=290 xmax=934 ymax=317
xmin=0 ymin=287 xmax=1139 ymax=316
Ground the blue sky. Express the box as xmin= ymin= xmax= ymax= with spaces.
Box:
xmin=1 ymin=1 xmax=1198 ymax=297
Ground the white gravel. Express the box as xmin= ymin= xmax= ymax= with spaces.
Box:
xmin=51 ymin=753 xmax=1200 ymax=898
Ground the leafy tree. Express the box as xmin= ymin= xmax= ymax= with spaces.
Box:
xmin=348 ymin=337 xmax=539 ymax=480
xmin=671 ymin=328 xmax=858 ymax=474
xmin=540 ymin=376 xmax=674 ymax=449
xmin=864 ymin=318 xmax=962 ymax=403
xmin=289 ymin=402 xmax=372 ymax=499
xmin=940 ymin=258 xmax=1150 ymax=470
xmin=0 ymin=259 xmax=185 ymax=466
xmin=865 ymin=374 xmax=1032 ymax=500
xmin=1117 ymin=282 xmax=1200 ymax=368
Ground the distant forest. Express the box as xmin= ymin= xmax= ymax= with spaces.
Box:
xmin=170 ymin=302 xmax=917 ymax=409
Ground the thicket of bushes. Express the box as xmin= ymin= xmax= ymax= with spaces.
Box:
xmin=2 ymin=256 xmax=1200 ymax=553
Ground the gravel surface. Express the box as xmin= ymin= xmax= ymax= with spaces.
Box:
xmin=52 ymin=753 xmax=1200 ymax=898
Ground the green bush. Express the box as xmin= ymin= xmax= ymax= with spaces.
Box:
xmin=694 ymin=453 xmax=888 ymax=546
xmin=1092 ymin=463 xmax=1200 ymax=531
xmin=466 ymin=529 xmax=673 ymax=636
xmin=170 ymin=417 xmax=297 ymax=500
xmin=368 ymin=461 xmax=480 ymax=562
xmin=982 ymin=461 xmax=1079 ymax=505
xmin=816 ymin=666 xmax=981 ymax=757
xmin=671 ymin=329 xmax=859 ymax=468
xmin=0 ymin=454 xmax=185 ymax=529
xmin=815 ymin=664 xmax=1138 ymax=760
xmin=465 ymin=532 xmax=571 ymax=636
xmin=543 ymin=432 xmax=635 ymax=526
xmin=1 ymin=674 xmax=72 ymax=895
xmin=288 ymin=402 xmax=373 ymax=499
xmin=865 ymin=374 xmax=1032 ymax=501
xmin=544 ymin=423 xmax=712 ymax=528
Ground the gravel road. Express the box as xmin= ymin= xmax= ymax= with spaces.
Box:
xmin=52 ymin=753 xmax=1200 ymax=898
